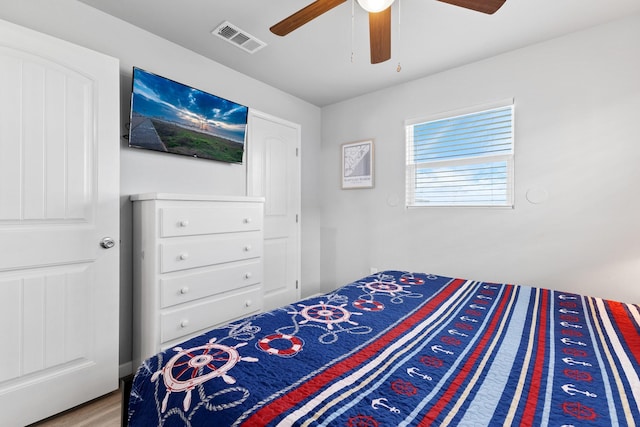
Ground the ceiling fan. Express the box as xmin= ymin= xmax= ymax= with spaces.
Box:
xmin=270 ymin=0 xmax=507 ymax=64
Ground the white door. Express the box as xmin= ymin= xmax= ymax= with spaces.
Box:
xmin=247 ymin=111 xmax=301 ymax=310
xmin=0 ymin=20 xmax=120 ymax=426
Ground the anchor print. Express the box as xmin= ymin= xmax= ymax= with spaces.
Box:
xmin=476 ymin=295 xmax=492 ymax=300
xmin=562 ymin=384 xmax=597 ymax=398
xmin=483 ymin=285 xmax=498 ymax=290
xmin=558 ymin=294 xmax=577 ymax=300
xmin=469 ymin=304 xmax=486 ymax=310
xmin=431 ymin=345 xmax=454 ymax=355
xmin=562 ymin=357 xmax=593 ymax=367
xmin=407 ymin=367 xmax=432 ymax=381
xmin=459 ymin=316 xmax=478 ymax=323
xmin=561 ymin=337 xmax=587 ymax=346
xmin=448 ymin=328 xmax=469 ymax=337
xmin=371 ymin=397 xmax=400 ymax=414
xmin=560 ymin=321 xmax=582 ymax=329
xmin=559 ymin=308 xmax=579 ymax=314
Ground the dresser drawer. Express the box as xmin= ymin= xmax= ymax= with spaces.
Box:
xmin=160 ymin=286 xmax=262 ymax=343
xmin=160 ymin=231 xmax=262 ymax=273
xmin=160 ymin=204 xmax=262 ymax=237
xmin=160 ymin=260 xmax=262 ymax=308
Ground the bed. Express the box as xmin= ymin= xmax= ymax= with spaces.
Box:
xmin=126 ymin=270 xmax=640 ymax=426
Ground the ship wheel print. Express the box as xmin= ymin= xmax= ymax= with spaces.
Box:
xmin=563 ymin=369 xmax=593 ymax=382
xmin=362 ymin=280 xmax=410 ymax=297
xmin=347 ymin=414 xmax=379 ymax=427
xmin=562 ymin=347 xmax=588 ymax=358
xmin=562 ymin=401 xmax=597 ymax=421
xmin=292 ymin=301 xmax=362 ymax=330
xmin=151 ymin=338 xmax=258 ymax=413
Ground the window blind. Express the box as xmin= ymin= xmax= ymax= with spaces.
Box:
xmin=406 ymin=103 xmax=514 ymax=207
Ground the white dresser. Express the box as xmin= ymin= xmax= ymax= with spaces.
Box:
xmin=131 ymin=193 xmax=264 ymax=366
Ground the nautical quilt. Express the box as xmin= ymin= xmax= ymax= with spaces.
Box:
xmin=127 ymin=271 xmax=640 ymax=426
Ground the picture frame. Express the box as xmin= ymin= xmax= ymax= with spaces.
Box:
xmin=341 ymin=139 xmax=374 ymax=189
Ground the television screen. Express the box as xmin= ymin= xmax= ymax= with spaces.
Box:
xmin=128 ymin=67 xmax=248 ymax=164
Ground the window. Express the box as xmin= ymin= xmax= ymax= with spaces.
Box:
xmin=405 ymin=100 xmax=514 ymax=207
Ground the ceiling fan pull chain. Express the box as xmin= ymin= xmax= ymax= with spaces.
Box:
xmin=351 ymin=0 xmax=356 ymax=62
xmin=397 ymin=0 xmax=402 ymax=72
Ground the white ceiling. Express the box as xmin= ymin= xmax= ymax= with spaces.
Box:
xmin=79 ymin=0 xmax=640 ymax=107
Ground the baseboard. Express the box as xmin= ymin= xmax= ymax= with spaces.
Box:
xmin=304 ymin=292 xmax=324 ymax=299
xmin=119 ymin=361 xmax=134 ymax=379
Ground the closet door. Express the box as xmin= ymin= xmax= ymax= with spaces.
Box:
xmin=247 ymin=111 xmax=301 ymax=309
xmin=0 ymin=19 xmax=120 ymax=425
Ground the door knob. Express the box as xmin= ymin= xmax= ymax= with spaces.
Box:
xmin=100 ymin=237 xmax=116 ymax=249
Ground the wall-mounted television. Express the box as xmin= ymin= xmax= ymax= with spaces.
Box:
xmin=128 ymin=67 xmax=249 ymax=164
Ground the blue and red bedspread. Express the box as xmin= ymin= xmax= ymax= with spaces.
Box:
xmin=127 ymin=271 xmax=640 ymax=426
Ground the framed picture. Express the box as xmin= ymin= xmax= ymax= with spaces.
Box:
xmin=341 ymin=139 xmax=374 ymax=189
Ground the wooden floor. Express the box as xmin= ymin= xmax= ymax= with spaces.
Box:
xmin=29 ymin=388 xmax=122 ymax=427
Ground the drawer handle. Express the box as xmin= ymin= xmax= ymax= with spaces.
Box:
xmin=180 ymin=319 xmax=189 ymax=328
xmin=243 ymin=245 xmax=252 ymax=252
xmin=179 ymin=220 xmax=189 ymax=227
xmin=179 ymin=253 xmax=189 ymax=260
xmin=245 ymin=300 xmax=252 ymax=308
xmin=243 ymin=217 xmax=252 ymax=224
xmin=244 ymin=272 xmax=252 ymax=279
xmin=180 ymin=286 xmax=189 ymax=294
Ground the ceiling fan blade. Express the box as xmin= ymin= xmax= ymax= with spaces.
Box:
xmin=437 ymin=0 xmax=506 ymax=14
xmin=369 ymin=7 xmax=391 ymax=64
xmin=270 ymin=0 xmax=347 ymax=36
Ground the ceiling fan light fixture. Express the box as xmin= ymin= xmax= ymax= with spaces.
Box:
xmin=357 ymin=0 xmax=394 ymax=13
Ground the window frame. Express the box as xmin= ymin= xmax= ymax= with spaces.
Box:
xmin=405 ymin=99 xmax=515 ymax=208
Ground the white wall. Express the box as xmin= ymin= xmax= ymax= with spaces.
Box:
xmin=321 ymin=14 xmax=640 ymax=304
xmin=0 ymin=0 xmax=322 ymax=374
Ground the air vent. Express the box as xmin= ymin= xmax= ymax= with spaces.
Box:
xmin=212 ymin=21 xmax=266 ymax=54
